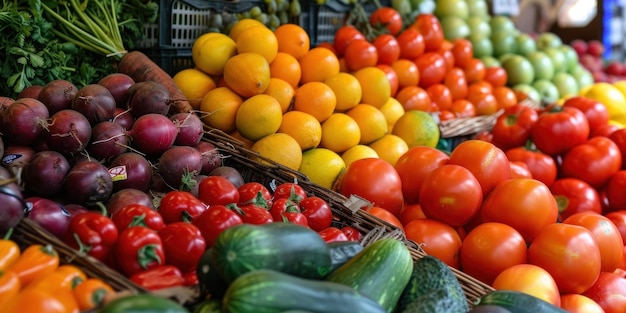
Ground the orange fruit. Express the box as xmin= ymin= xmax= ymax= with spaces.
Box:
xmin=274 ymin=23 xmax=310 ymax=59
xmin=299 ymin=148 xmax=346 ymax=189
xmin=235 ymin=94 xmax=283 ymax=141
xmin=368 ymin=134 xmax=409 ymax=166
xmin=379 ymin=97 xmax=405 ymax=130
xmin=319 ymin=113 xmax=361 ymax=153
xmin=341 ymin=144 xmax=379 ymax=167
xmin=229 ymin=18 xmax=266 ymax=42
xmin=324 ymin=72 xmax=362 ymax=112
xmin=278 ymin=111 xmax=322 ymax=150
xmin=192 ymin=32 xmax=237 ymax=76
xmin=293 ymin=81 xmax=337 ymax=122
xmin=223 ymin=52 xmax=270 ymax=98
xmin=172 ymin=68 xmax=216 ymax=110
xmin=392 ymin=110 xmax=440 ymax=148
xmin=263 ymin=78 xmax=294 ymax=113
xmin=299 ymin=47 xmax=340 ymax=84
xmin=270 ymin=52 xmax=302 ymax=89
xmin=391 ymin=59 xmax=420 ymax=88
xmin=346 ymin=104 xmax=389 ymax=145
xmin=236 ymin=25 xmax=279 ymax=63
xmin=352 ymin=66 xmax=391 ymax=108
xmin=251 ymin=133 xmax=302 ymax=170
xmin=200 ymin=86 xmax=243 ymax=133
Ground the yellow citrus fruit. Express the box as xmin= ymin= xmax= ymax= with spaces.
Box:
xmin=392 ymin=110 xmax=440 ymax=148
xmin=274 ymin=23 xmax=310 ymax=60
xmin=229 ymin=18 xmax=266 ymax=42
xmin=320 ymin=113 xmax=361 ymax=153
xmin=299 ymin=47 xmax=340 ymax=84
xmin=270 ymin=52 xmax=302 ymax=89
xmin=341 ymin=144 xmax=379 ymax=167
xmin=353 ymin=66 xmax=391 ymax=108
xmin=263 ymin=78 xmax=295 ymax=113
xmin=379 ymin=97 xmax=405 ymax=130
xmin=192 ymin=32 xmax=237 ymax=76
xmin=346 ymin=104 xmax=389 ymax=145
xmin=293 ymin=81 xmax=337 ymax=122
xmin=236 ymin=25 xmax=279 ymax=63
xmin=324 ymin=72 xmax=362 ymax=112
xmin=299 ymin=148 xmax=346 ymax=189
xmin=583 ymin=82 xmax=626 ymax=124
xmin=223 ymin=52 xmax=270 ymax=98
xmin=278 ymin=110 xmax=322 ymax=150
xmin=200 ymin=86 xmax=243 ymax=132
xmin=172 ymin=68 xmax=216 ymax=110
xmin=235 ymin=94 xmax=283 ymax=141
xmin=368 ymin=134 xmax=409 ymax=166
xmin=251 ymin=133 xmax=303 ymax=170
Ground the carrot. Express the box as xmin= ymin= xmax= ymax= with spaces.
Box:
xmin=117 ymin=51 xmax=193 ymax=114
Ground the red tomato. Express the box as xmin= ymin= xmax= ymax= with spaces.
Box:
xmin=403 ymin=218 xmax=462 ymax=268
xmin=367 ymin=206 xmax=404 ymax=231
xmin=338 ymin=158 xmax=404 ymax=216
xmin=444 ymin=67 xmax=469 ymax=101
xmin=482 ymin=66 xmax=508 ymax=88
xmin=269 ymin=197 xmax=299 ymax=222
xmin=237 ymin=203 xmax=274 ymax=224
xmin=550 ymin=178 xmax=602 ymax=221
xmin=333 ymin=25 xmax=365 ymax=57
xmin=451 ymin=38 xmax=473 ymax=68
xmin=492 ymin=103 xmax=539 ymax=150
xmin=605 ymin=210 xmax=626 ymax=243
xmin=343 ymin=39 xmax=378 ymax=71
xmin=438 ymin=109 xmax=455 ymax=121
xmin=376 ymin=64 xmax=399 ymax=97
xmin=509 ymin=161 xmax=532 ymax=179
xmin=435 ymin=41 xmax=455 ymax=73
xmin=467 ymin=90 xmax=498 ymax=116
xmin=492 ymin=86 xmax=518 ymax=110
xmin=563 ymin=212 xmax=625 ymax=272
xmin=369 ymin=7 xmax=403 ymax=36
xmin=415 ymin=52 xmax=447 ymax=88
xmin=592 ymin=123 xmax=620 ymax=138
xmin=492 ymin=264 xmax=561 ymax=307
xmin=560 ymin=136 xmax=622 ymax=190
xmin=481 ymin=178 xmax=558 ymax=243
xmin=583 ymin=271 xmax=626 ymax=313
xmin=198 ymin=176 xmax=240 ymax=206
xmin=318 ymin=227 xmax=350 ymax=243
xmin=505 ymin=146 xmax=557 ymax=187
xmin=411 ymin=13 xmax=444 ymax=52
xmin=159 ymin=191 xmax=207 ymax=224
xmin=560 ymin=294 xmax=605 ymax=313
xmin=450 ymin=99 xmax=476 ymax=118
xmin=563 ymin=96 xmax=610 ymax=131
xmin=398 ymin=203 xmax=426 ymax=226
xmin=419 ymin=164 xmax=483 ymax=227
xmin=191 ymin=204 xmax=243 ymax=246
xmin=396 ymin=28 xmax=425 ymax=60
xmin=460 ymin=222 xmax=528 ymax=285
xmin=462 ymin=58 xmax=486 ymax=84
xmin=340 ymin=226 xmax=363 ymax=242
xmin=237 ymin=182 xmax=272 ymax=208
xmin=426 ymin=83 xmax=452 ymax=111
xmin=158 ymin=222 xmax=206 ymax=273
xmin=372 ymin=34 xmax=400 ymax=65
xmin=448 ymin=139 xmax=510 ymax=195
xmin=530 ymin=105 xmax=590 ymax=156
xmin=528 ymin=223 xmax=602 ymax=294
xmin=272 ymin=182 xmax=307 ymax=203
xmin=609 ymin=129 xmax=626 ymax=169
xmin=395 ymin=85 xmax=432 ymax=112
xmin=298 ymin=196 xmax=332 ymax=232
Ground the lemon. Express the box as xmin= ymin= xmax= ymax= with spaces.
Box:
xmin=192 ymin=32 xmax=237 ymax=76
xmin=172 ymin=68 xmax=216 ymax=110
xmin=299 ymin=148 xmax=346 ymax=189
xmin=251 ymin=133 xmax=302 ymax=170
xmin=341 ymin=145 xmax=379 ymax=167
xmin=583 ymin=82 xmax=626 ymax=124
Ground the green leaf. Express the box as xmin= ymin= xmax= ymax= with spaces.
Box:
xmin=7 ymin=73 xmax=20 ymax=87
xmin=17 ymin=57 xmax=27 ymax=65
xmin=29 ymin=53 xmax=45 ymax=67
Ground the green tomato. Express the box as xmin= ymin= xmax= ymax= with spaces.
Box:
xmin=502 ymin=55 xmax=535 ymax=86
xmin=526 ymin=51 xmax=555 ymax=81
xmin=440 ymin=15 xmax=470 ymax=40
xmin=434 ymin=0 xmax=469 ymax=19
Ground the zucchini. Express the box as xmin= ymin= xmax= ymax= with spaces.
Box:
xmin=396 ymin=255 xmax=468 ymax=313
xmin=327 ymin=240 xmax=364 ymax=273
xmin=222 ymin=269 xmax=386 ymax=313
xmin=192 ymin=298 xmax=222 ymax=313
xmin=212 ymin=223 xmax=332 ymax=283
xmin=474 ymin=290 xmax=568 ymax=313
xmin=196 ymin=247 xmax=229 ymax=299
xmin=325 ymin=238 xmax=413 ymax=313
xmin=400 ymin=288 xmax=467 ymax=313
xmin=99 ymin=293 xmax=188 ymax=313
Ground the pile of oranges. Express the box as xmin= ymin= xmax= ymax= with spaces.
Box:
xmin=174 ymin=13 xmax=507 ymax=190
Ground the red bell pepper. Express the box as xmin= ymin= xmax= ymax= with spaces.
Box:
xmin=63 ymin=212 xmax=118 ymax=261
xmin=129 ymin=265 xmax=185 ymax=291
xmin=157 ymin=222 xmax=206 ymax=273
xmin=116 ymin=226 xmax=165 ymax=276
xmin=111 ymin=204 xmax=165 ymax=232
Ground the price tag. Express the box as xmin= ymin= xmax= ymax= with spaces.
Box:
xmin=493 ymin=0 xmax=520 ymax=16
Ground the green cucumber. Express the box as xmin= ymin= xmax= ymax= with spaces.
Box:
xmin=327 ymin=240 xmax=364 ymax=273
xmin=212 ymin=223 xmax=332 ymax=283
xmin=396 ymin=255 xmax=468 ymax=313
xmin=196 ymin=247 xmax=228 ymax=299
xmin=99 ymin=293 xmax=188 ymax=313
xmin=222 ymin=269 xmax=386 ymax=313
xmin=400 ymin=288 xmax=466 ymax=313
xmin=325 ymin=238 xmax=413 ymax=313
xmin=474 ymin=290 xmax=568 ymax=313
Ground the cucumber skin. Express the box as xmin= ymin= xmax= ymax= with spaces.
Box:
xmin=396 ymin=255 xmax=468 ymax=313
xmin=400 ymin=288 xmax=466 ymax=313
xmin=325 ymin=238 xmax=414 ymax=313
xmin=222 ymin=269 xmax=387 ymax=313
xmin=475 ymin=290 xmax=569 ymax=313
xmin=326 ymin=240 xmax=364 ymax=273
xmin=212 ymin=223 xmax=333 ymax=283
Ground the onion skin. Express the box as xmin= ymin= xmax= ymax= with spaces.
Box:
xmin=158 ymin=145 xmax=203 ymax=189
xmin=44 ymin=109 xmax=93 ymax=156
xmin=22 ymin=150 xmax=70 ymax=198
xmin=0 ymin=166 xmax=26 ymax=232
xmin=107 ymin=188 xmax=154 ymax=215
xmin=63 ymin=160 xmax=113 ymax=206
xmin=2 ymin=98 xmax=50 ymax=146
xmin=72 ymin=84 xmax=116 ymax=126
xmin=25 ymin=197 xmax=71 ymax=238
xmin=109 ymin=152 xmax=153 ymax=192
xmin=37 ymin=79 xmax=78 ymax=115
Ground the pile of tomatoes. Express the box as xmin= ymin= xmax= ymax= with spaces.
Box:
xmin=335 ymin=95 xmax=626 ymax=312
